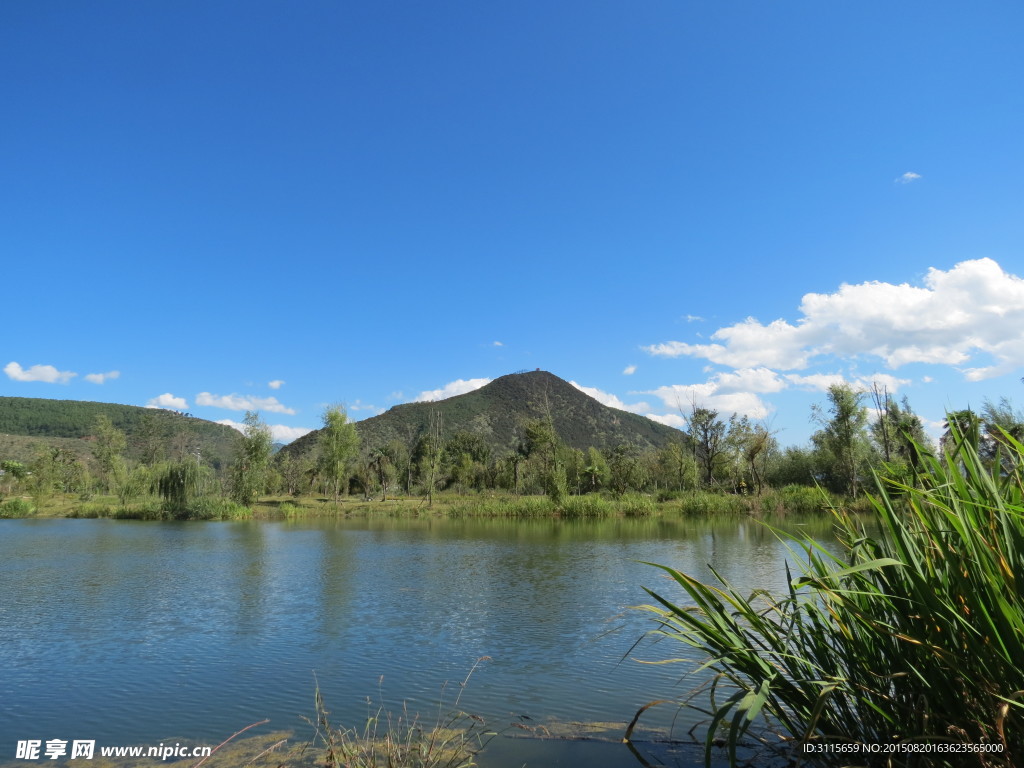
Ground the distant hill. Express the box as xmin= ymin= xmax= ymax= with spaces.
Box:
xmin=284 ymin=370 xmax=684 ymax=458
xmin=0 ymin=396 xmax=241 ymax=470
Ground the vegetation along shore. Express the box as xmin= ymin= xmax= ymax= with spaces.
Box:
xmin=1 ymin=370 xmax=1020 ymax=522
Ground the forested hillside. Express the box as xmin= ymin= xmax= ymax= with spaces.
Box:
xmin=0 ymin=396 xmax=240 ymax=469
xmin=286 ymin=370 xmax=684 ymax=459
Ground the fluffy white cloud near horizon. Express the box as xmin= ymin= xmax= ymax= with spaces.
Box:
xmin=146 ymin=393 xmax=189 ymax=410
xmin=644 ymin=259 xmax=1024 ymax=380
xmin=215 ymin=419 xmax=312 ymax=444
xmin=644 ymin=382 xmax=773 ymax=420
xmin=645 ymin=412 xmax=687 ymax=428
xmin=85 ymin=370 xmax=120 ymax=384
xmin=637 ymin=369 xmax=913 ymax=427
xmin=415 ymin=378 xmax=491 ymax=402
xmin=570 ymin=381 xmax=650 ymax=414
xmin=196 ymin=392 xmax=297 ymax=414
xmin=4 ymin=361 xmax=77 ymax=384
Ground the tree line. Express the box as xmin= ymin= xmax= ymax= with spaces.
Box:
xmin=3 ymin=383 xmax=1022 ymax=515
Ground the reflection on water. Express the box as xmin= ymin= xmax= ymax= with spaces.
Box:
xmin=0 ymin=515 xmax=840 ymax=763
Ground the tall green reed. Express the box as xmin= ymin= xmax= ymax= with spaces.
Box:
xmin=635 ymin=427 xmax=1024 ymax=767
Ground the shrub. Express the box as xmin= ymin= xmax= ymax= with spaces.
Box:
xmin=655 ymin=489 xmax=686 ymax=503
xmin=108 ymin=501 xmax=165 ymax=520
xmin=186 ymin=497 xmax=252 ymax=520
xmin=0 ymin=498 xmax=34 ymax=518
xmin=556 ymin=494 xmax=612 ymax=517
xmin=71 ymin=503 xmax=112 ymax=518
xmin=617 ymin=493 xmax=655 ymax=517
xmin=758 ymin=484 xmax=833 ymax=516
xmin=677 ymin=490 xmax=747 ymax=516
xmin=448 ymin=496 xmax=554 ymax=518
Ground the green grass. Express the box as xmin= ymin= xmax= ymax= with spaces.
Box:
xmin=635 ymin=429 xmax=1024 ymax=767
xmin=29 ymin=492 xmax=255 ymax=521
xmin=8 ymin=488 xmax=873 ymax=522
xmin=676 ymin=490 xmax=750 ymax=516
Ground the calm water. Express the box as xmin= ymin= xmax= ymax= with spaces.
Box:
xmin=0 ymin=515 xmax=839 ymax=765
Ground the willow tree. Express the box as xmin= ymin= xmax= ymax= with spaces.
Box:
xmin=688 ymin=407 xmax=727 ymax=488
xmin=229 ymin=410 xmax=274 ymax=506
xmin=92 ymin=414 xmax=127 ymax=492
xmin=319 ymin=405 xmax=360 ymax=503
xmin=155 ymin=455 xmax=208 ymax=513
xmin=811 ymin=383 xmax=869 ymax=497
xmin=415 ymin=410 xmax=444 ymax=507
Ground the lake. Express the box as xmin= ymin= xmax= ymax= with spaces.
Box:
xmin=0 ymin=515 xmax=839 ymax=766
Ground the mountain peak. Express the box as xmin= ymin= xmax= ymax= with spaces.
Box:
xmin=287 ymin=370 xmax=682 ymax=457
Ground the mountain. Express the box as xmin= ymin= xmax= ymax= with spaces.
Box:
xmin=0 ymin=396 xmax=242 ymax=470
xmin=285 ymin=370 xmax=684 ymax=458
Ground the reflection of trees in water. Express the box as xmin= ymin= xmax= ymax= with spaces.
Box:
xmin=0 ymin=516 xmax=843 ymax=752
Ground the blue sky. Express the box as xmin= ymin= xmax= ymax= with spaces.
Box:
xmin=3 ymin=1 xmax=1023 ymax=446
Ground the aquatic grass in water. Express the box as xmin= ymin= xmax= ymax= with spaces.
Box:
xmin=636 ymin=427 xmax=1024 ymax=767
xmin=311 ymin=659 xmax=496 ymax=768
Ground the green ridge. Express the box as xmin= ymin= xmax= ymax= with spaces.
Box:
xmin=0 ymin=396 xmax=241 ymax=470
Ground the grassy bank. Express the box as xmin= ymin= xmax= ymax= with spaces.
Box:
xmin=1 ymin=487 xmax=874 ymax=521
xmin=637 ymin=430 xmax=1024 ymax=767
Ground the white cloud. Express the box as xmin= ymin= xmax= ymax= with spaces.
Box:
xmin=856 ymin=373 xmax=912 ymax=393
xmin=710 ymin=367 xmax=789 ymax=394
xmin=268 ymin=380 xmax=285 ymax=390
xmin=414 ymin=378 xmax=491 ymax=402
xmin=639 ymin=367 xmax=792 ymax=422
xmin=784 ymin=372 xmax=848 ymax=392
xmin=685 ymin=314 xmax=705 ymax=322
xmin=570 ymin=381 xmax=650 ymax=414
xmin=781 ymin=372 xmax=910 ymax=395
xmin=644 ymin=341 xmax=691 ymax=358
xmin=196 ymin=392 xmax=297 ymax=414
xmin=644 ymin=259 xmax=1024 ymax=380
xmin=645 ymin=412 xmax=687 ymax=428
xmin=639 ymin=368 xmax=912 ymax=427
xmin=623 ymin=365 xmax=637 ymax=375
xmin=896 ymin=171 xmax=922 ymax=184
xmin=643 ymin=316 xmax=819 ymax=369
xmin=645 ymin=383 xmax=772 ymax=420
xmin=85 ymin=370 xmax=120 ymax=384
xmin=493 ymin=341 xmax=503 ymax=347
xmin=147 ymin=393 xmax=189 ymax=410
xmin=270 ymin=424 xmax=314 ymax=443
xmin=216 ymin=419 xmax=312 ymax=444
xmin=4 ymin=361 xmax=77 ymax=384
